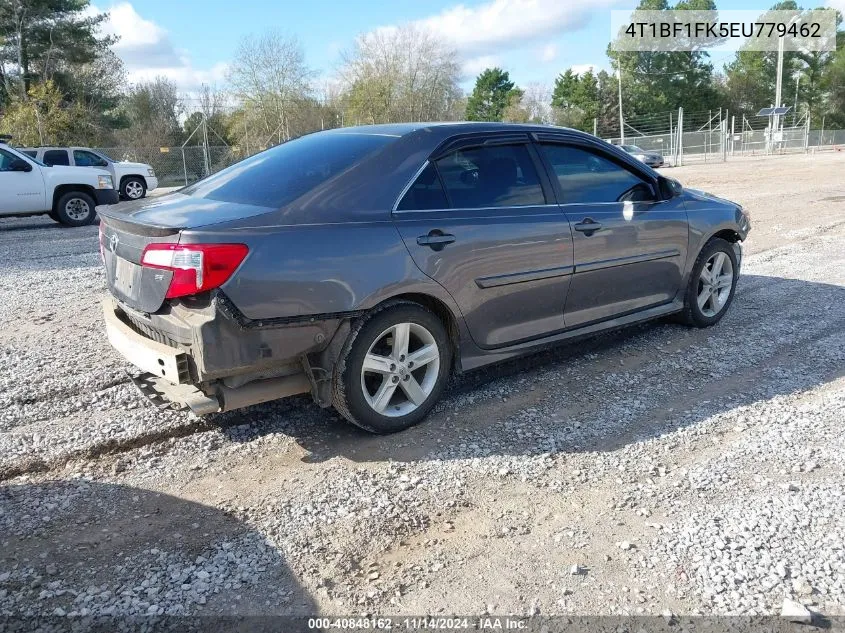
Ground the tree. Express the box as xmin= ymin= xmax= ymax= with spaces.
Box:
xmin=465 ymin=68 xmax=521 ymax=121
xmin=0 ymin=79 xmax=86 ymax=144
xmin=338 ymin=25 xmax=462 ymax=124
xmin=821 ymin=31 xmax=845 ymax=127
xmin=228 ymin=31 xmax=314 ymax=144
xmin=117 ymin=77 xmax=184 ymax=148
xmin=0 ymin=0 xmax=114 ymax=100
xmin=183 ymin=84 xmax=231 ymax=146
xmin=550 ymin=69 xmax=619 ymax=133
xmin=607 ymin=0 xmax=722 ymax=117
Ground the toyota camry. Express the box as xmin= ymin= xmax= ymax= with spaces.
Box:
xmin=99 ymin=123 xmax=749 ymax=433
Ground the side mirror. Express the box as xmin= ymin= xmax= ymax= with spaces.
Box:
xmin=658 ymin=175 xmax=682 ymax=199
xmin=9 ymin=159 xmax=32 ymax=172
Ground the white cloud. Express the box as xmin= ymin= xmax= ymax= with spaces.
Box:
xmin=539 ymin=43 xmax=558 ymax=63
xmin=92 ymin=2 xmax=226 ymax=92
xmin=415 ymin=0 xmax=630 ymax=53
xmin=462 ymin=55 xmax=501 ymax=78
xmin=570 ymin=63 xmax=598 ymax=76
xmin=825 ymin=0 xmax=845 ymax=13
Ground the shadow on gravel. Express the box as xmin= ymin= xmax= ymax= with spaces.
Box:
xmin=213 ymin=273 xmax=845 ymax=465
xmin=0 ymin=217 xmax=67 ymax=232
xmin=0 ymin=480 xmax=316 ymax=627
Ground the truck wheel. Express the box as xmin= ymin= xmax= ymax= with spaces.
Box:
xmin=55 ymin=191 xmax=97 ymax=227
xmin=121 ymin=177 xmax=146 ymax=200
xmin=332 ymin=302 xmax=452 ymax=434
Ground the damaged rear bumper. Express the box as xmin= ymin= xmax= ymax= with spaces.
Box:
xmin=102 ymin=296 xmax=331 ymax=414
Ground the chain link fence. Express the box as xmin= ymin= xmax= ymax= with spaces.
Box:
xmin=597 ymin=107 xmax=843 ymax=166
xmin=93 ymin=146 xmax=241 ymax=188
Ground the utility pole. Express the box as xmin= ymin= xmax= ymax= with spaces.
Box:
xmin=617 ymin=66 xmax=625 ymax=144
xmin=773 ymin=33 xmax=784 ymax=138
xmin=793 ymin=73 xmax=800 ymax=126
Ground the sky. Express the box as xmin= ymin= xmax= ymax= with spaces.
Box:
xmin=93 ymin=0 xmax=845 ymax=97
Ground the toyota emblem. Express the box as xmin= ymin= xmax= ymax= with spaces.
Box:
xmin=108 ymin=234 xmax=119 ymax=253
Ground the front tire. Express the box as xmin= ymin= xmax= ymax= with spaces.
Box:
xmin=332 ymin=303 xmax=452 ymax=433
xmin=121 ymin=177 xmax=146 ymax=200
xmin=54 ymin=191 xmax=97 ymax=227
xmin=678 ymin=237 xmax=739 ymax=327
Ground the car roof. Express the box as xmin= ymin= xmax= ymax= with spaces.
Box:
xmin=322 ymin=121 xmax=576 ymax=138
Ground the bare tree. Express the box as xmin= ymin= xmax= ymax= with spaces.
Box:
xmin=521 ymin=82 xmax=553 ymax=124
xmin=118 ymin=77 xmax=184 ymax=148
xmin=227 ymin=31 xmax=314 ymax=144
xmin=338 ymin=25 xmax=462 ymax=124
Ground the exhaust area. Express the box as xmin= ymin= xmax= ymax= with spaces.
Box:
xmin=128 ymin=372 xmax=312 ymax=415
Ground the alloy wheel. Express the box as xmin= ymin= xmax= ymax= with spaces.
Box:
xmin=360 ymin=322 xmax=440 ymax=417
xmin=697 ymin=251 xmax=734 ymax=318
xmin=125 ymin=181 xmax=144 ymax=199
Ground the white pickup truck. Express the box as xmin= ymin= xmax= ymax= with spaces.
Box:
xmin=21 ymin=146 xmax=158 ymax=200
xmin=0 ymin=140 xmax=119 ymax=226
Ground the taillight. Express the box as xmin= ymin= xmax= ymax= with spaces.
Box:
xmin=141 ymin=243 xmax=248 ymax=299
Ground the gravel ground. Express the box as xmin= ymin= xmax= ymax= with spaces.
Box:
xmin=1 ymin=152 xmax=844 ymax=619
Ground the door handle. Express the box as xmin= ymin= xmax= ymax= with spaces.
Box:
xmin=417 ymin=231 xmax=456 ymax=251
xmin=574 ymin=219 xmax=602 ymax=235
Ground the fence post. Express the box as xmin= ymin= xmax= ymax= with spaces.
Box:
xmin=181 ymin=148 xmax=188 ymax=186
xmin=804 ymin=113 xmax=810 ymax=152
xmin=731 ymin=116 xmax=735 ymax=156
xmin=677 ymin=107 xmax=684 ymax=167
xmin=819 ymin=116 xmax=824 ymax=149
xmin=669 ymin=111 xmax=674 ymax=163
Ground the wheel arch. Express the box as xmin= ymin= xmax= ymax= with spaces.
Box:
xmin=375 ymin=292 xmax=463 ymax=372
xmin=52 ymin=184 xmax=97 ymax=211
xmin=120 ymin=174 xmax=148 ymax=187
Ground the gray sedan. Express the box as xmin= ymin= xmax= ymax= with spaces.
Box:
xmin=620 ymin=144 xmax=665 ymax=167
xmin=99 ymin=123 xmax=749 ymax=433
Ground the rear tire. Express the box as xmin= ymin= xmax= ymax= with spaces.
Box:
xmin=332 ymin=302 xmax=452 ymax=434
xmin=54 ymin=191 xmax=97 ymax=227
xmin=677 ymin=237 xmax=738 ymax=327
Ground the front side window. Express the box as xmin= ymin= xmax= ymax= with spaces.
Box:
xmin=0 ymin=148 xmax=21 ymax=171
xmin=74 ymin=150 xmax=108 ymax=167
xmin=397 ymin=163 xmax=448 ymax=211
xmin=434 ymin=144 xmax=545 ymax=209
xmin=539 ymin=144 xmax=654 ymax=204
xmin=43 ymin=150 xmax=70 ymax=166
xmin=20 ymin=150 xmax=37 ymax=158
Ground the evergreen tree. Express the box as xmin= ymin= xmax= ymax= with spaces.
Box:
xmin=466 ymin=68 xmax=521 ymax=121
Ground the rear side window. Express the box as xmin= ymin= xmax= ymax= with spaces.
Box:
xmin=74 ymin=150 xmax=108 ymax=167
xmin=43 ymin=150 xmax=70 ymax=166
xmin=434 ymin=144 xmax=544 ymax=209
xmin=20 ymin=150 xmax=37 ymax=158
xmin=397 ymin=164 xmax=448 ymax=211
xmin=182 ymin=132 xmax=396 ymax=208
xmin=539 ymin=144 xmax=653 ymax=204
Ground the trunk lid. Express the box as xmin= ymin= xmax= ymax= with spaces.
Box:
xmin=99 ymin=216 xmax=179 ymax=314
xmin=98 ymin=194 xmax=272 ymax=313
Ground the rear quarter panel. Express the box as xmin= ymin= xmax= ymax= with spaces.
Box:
xmin=183 ymin=221 xmax=463 ymax=322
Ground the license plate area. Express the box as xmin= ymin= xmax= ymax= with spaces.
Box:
xmin=113 ymin=256 xmax=138 ymax=296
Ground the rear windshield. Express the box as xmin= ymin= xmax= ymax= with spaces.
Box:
xmin=182 ymin=132 xmax=397 ymax=208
